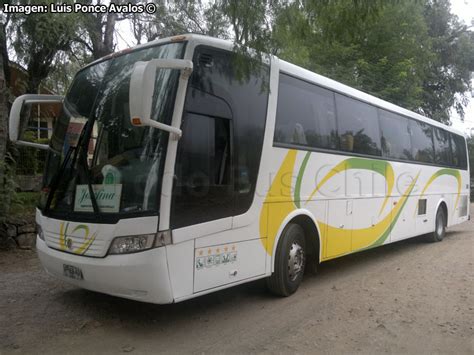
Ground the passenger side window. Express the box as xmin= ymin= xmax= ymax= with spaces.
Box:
xmin=433 ymin=128 xmax=452 ymax=166
xmin=410 ymin=120 xmax=434 ymax=164
xmin=171 ymin=113 xmax=233 ymax=229
xmin=379 ymin=109 xmax=413 ymax=160
xmin=335 ymin=94 xmax=381 ymax=156
xmin=451 ymin=133 xmax=468 ymax=169
xmin=274 ymin=74 xmax=337 ymax=149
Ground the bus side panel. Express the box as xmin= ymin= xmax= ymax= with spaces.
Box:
xmin=193 ymin=238 xmax=266 ymax=293
xmin=390 ymin=195 xmax=416 ymax=243
xmin=325 ymin=199 xmax=352 ymax=258
xmin=166 ymin=240 xmax=195 ymax=300
xmin=351 ymin=197 xmax=389 ymax=251
xmin=415 ymin=194 xmax=438 ymax=235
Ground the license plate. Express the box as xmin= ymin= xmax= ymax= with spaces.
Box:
xmin=63 ymin=264 xmax=83 ymax=280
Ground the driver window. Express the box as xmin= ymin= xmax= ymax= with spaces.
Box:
xmin=171 ymin=113 xmax=233 ymax=229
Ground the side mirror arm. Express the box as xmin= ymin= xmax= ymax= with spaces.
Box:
xmin=129 ymin=59 xmax=193 ymax=139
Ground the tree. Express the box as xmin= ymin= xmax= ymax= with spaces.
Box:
xmin=421 ymin=0 xmax=474 ymax=123
xmin=10 ymin=0 xmax=78 ymax=94
xmin=0 ymin=19 xmax=11 ymax=223
xmin=271 ymin=0 xmax=474 ymax=123
xmin=8 ymin=0 xmax=80 ymax=137
xmin=131 ymin=1 xmax=230 ymax=44
xmin=77 ymin=0 xmax=120 ymax=60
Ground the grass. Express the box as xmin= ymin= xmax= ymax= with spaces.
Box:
xmin=10 ymin=192 xmax=40 ymax=216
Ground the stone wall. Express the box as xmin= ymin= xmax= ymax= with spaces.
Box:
xmin=17 ymin=175 xmax=42 ymax=192
xmin=0 ymin=215 xmax=36 ymax=250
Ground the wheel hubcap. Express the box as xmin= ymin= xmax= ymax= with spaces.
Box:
xmin=288 ymin=242 xmax=304 ymax=281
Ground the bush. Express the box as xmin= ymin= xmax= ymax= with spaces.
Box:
xmin=16 ymin=132 xmax=49 ymax=175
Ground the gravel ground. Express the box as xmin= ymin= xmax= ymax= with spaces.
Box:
xmin=1 ymin=205 xmax=473 ymax=354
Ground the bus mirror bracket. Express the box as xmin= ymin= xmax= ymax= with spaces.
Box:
xmin=9 ymin=94 xmax=64 ymax=150
xmin=129 ymin=59 xmax=194 ymax=139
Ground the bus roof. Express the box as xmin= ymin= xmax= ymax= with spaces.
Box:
xmin=84 ymin=33 xmax=466 ymax=138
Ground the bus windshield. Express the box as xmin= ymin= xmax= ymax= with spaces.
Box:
xmin=39 ymin=42 xmax=186 ymax=220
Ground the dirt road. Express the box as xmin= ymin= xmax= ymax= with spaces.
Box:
xmin=1 ymin=207 xmax=473 ymax=354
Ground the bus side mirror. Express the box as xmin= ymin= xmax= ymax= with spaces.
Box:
xmin=9 ymin=94 xmax=63 ymax=150
xmin=129 ymin=59 xmax=193 ymax=138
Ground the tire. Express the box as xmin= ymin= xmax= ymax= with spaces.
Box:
xmin=427 ymin=207 xmax=446 ymax=242
xmin=266 ymin=223 xmax=306 ymax=297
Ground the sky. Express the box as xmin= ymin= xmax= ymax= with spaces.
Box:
xmin=114 ymin=0 xmax=474 ymax=134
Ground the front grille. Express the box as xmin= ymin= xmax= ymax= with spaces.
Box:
xmin=44 ymin=231 xmax=109 ymax=257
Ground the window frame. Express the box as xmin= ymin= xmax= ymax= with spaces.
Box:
xmin=274 ymin=73 xmax=339 ymax=150
xmin=334 ymin=92 xmax=382 ymax=157
xmin=171 ymin=112 xmax=235 ymax=229
xmin=273 ymin=71 xmax=468 ymax=171
xmin=378 ymin=108 xmax=413 ymax=161
xmin=433 ymin=127 xmax=453 ymax=166
xmin=408 ymin=119 xmax=435 ymax=164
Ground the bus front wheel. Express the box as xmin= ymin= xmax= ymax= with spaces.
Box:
xmin=267 ymin=223 xmax=306 ymax=297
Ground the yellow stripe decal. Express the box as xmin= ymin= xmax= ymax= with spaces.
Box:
xmin=260 ymin=151 xmax=419 ymax=258
xmin=58 ymin=222 xmax=97 ymax=255
xmin=304 ymin=158 xmax=394 ymax=215
xmin=259 ymin=150 xmax=298 ymax=255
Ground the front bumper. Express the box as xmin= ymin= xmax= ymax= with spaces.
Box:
xmin=37 ymin=237 xmax=174 ymax=304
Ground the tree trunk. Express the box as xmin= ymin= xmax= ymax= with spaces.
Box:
xmin=0 ymin=23 xmax=11 ymax=222
xmin=89 ymin=12 xmax=117 ymax=60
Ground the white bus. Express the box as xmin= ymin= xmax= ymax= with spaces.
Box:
xmin=9 ymin=34 xmax=470 ymax=303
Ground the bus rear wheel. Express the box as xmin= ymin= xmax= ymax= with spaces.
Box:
xmin=427 ymin=208 xmax=446 ymax=242
xmin=267 ymin=223 xmax=306 ymax=297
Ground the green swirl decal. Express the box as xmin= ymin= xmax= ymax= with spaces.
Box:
xmin=298 ymin=157 xmax=394 ymax=215
xmin=417 ymin=168 xmax=461 ymax=216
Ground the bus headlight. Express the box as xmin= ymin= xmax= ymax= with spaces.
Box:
xmin=108 ymin=234 xmax=156 ymax=255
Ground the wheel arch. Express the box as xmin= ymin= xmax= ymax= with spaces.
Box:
xmin=435 ymin=199 xmax=448 ymax=227
xmin=271 ymin=209 xmax=321 ymax=273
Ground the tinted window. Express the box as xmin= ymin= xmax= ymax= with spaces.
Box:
xmin=335 ymin=94 xmax=381 ymax=156
xmin=379 ymin=109 xmax=413 ymax=160
xmin=172 ymin=113 xmax=233 ymax=228
xmin=171 ymin=46 xmax=269 ymax=228
xmin=274 ymin=74 xmax=337 ymax=149
xmin=433 ymin=128 xmax=452 ymax=165
xmin=451 ymin=133 xmax=468 ymax=169
xmin=410 ymin=120 xmax=434 ymax=163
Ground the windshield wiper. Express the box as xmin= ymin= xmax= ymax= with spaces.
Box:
xmin=44 ymin=144 xmax=75 ymax=213
xmin=44 ymin=117 xmax=89 ymax=213
xmin=44 ymin=118 xmax=99 ymax=214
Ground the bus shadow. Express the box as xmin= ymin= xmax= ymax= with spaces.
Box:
xmin=52 ymin=230 xmax=464 ymax=332
xmin=55 ymin=276 xmax=269 ymax=328
xmin=315 ymin=230 xmax=461 ymax=278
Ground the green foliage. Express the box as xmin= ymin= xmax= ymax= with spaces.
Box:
xmin=271 ymin=0 xmax=474 ymax=123
xmin=421 ymin=0 xmax=474 ymax=122
xmin=15 ymin=131 xmax=48 ymax=175
xmin=0 ymin=150 xmax=18 ymax=222
xmin=10 ymin=191 xmax=40 ymax=216
xmin=9 ymin=0 xmax=80 ymax=92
